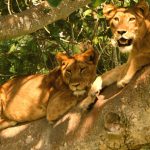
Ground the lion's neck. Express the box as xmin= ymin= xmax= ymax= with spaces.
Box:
xmin=133 ymin=23 xmax=150 ymax=53
xmin=140 ymin=32 xmax=150 ymax=52
xmin=142 ymin=14 xmax=150 ymax=51
xmin=53 ymin=76 xmax=68 ymax=90
xmin=129 ymin=34 xmax=150 ymax=60
xmin=146 ymin=13 xmax=150 ymax=32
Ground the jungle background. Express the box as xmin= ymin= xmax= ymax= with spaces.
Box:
xmin=0 ymin=1 xmax=150 ymax=150
xmin=0 ymin=0 xmax=135 ymax=84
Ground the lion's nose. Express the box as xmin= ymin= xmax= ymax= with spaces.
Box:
xmin=117 ymin=30 xmax=126 ymax=35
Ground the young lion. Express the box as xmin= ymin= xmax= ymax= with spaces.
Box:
xmin=90 ymin=0 xmax=150 ymax=95
xmin=0 ymin=47 xmax=99 ymax=130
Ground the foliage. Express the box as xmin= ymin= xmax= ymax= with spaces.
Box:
xmin=0 ymin=0 xmax=141 ymax=84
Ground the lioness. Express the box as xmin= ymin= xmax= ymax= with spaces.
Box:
xmin=91 ymin=0 xmax=150 ymax=95
xmin=0 ymin=47 xmax=99 ymax=130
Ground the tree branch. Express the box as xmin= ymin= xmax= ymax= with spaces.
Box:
xmin=0 ymin=0 xmax=91 ymax=40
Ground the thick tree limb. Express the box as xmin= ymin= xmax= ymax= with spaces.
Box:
xmin=0 ymin=66 xmax=150 ymax=150
xmin=0 ymin=0 xmax=90 ymax=40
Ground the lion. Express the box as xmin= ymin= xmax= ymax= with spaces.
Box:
xmin=88 ymin=0 xmax=150 ymax=97
xmin=0 ymin=46 xmax=99 ymax=130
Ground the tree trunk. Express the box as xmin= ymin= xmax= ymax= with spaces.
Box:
xmin=0 ymin=0 xmax=90 ymax=40
xmin=0 ymin=66 xmax=150 ymax=150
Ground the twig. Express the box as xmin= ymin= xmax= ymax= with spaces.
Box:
xmin=15 ymin=0 xmax=22 ymax=12
xmin=7 ymin=0 xmax=12 ymax=15
xmin=0 ymin=74 xmax=12 ymax=77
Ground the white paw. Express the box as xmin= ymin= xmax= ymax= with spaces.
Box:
xmin=90 ymin=76 xmax=102 ymax=95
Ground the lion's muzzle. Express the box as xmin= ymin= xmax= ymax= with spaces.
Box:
xmin=117 ymin=38 xmax=133 ymax=47
xmin=69 ymin=83 xmax=87 ymax=96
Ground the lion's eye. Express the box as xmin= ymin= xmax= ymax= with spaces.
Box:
xmin=107 ymin=10 xmax=112 ymax=15
xmin=114 ymin=17 xmax=119 ymax=21
xmin=80 ymin=67 xmax=86 ymax=73
xmin=62 ymin=61 xmax=66 ymax=66
xmin=66 ymin=69 xmax=71 ymax=75
xmin=129 ymin=17 xmax=135 ymax=21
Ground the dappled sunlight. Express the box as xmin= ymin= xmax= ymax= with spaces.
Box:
xmin=53 ymin=94 xmax=107 ymax=139
xmin=76 ymin=114 xmax=94 ymax=138
xmin=51 ymin=92 xmax=106 ymax=137
xmin=0 ymin=124 xmax=28 ymax=138
xmin=76 ymin=96 xmax=106 ymax=139
xmin=0 ymin=118 xmax=52 ymax=149
xmin=33 ymin=139 xmax=44 ymax=149
xmin=66 ymin=112 xmax=81 ymax=135
xmin=54 ymin=111 xmax=81 ymax=135
xmin=0 ymin=0 xmax=149 ymax=148
xmin=0 ymin=74 xmax=53 ymax=126
xmin=4 ymin=75 xmax=48 ymax=111
xmin=54 ymin=110 xmax=82 ymax=135
xmin=0 ymin=67 xmax=149 ymax=149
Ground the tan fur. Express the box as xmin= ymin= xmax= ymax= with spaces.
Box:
xmin=0 ymin=47 xmax=99 ymax=130
xmin=91 ymin=0 xmax=150 ymax=92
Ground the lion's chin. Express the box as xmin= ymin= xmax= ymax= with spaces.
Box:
xmin=73 ymin=90 xmax=86 ymax=97
xmin=111 ymin=38 xmax=134 ymax=53
xmin=119 ymin=44 xmax=133 ymax=53
xmin=117 ymin=37 xmax=134 ymax=53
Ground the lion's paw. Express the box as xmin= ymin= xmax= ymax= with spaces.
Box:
xmin=78 ymin=95 xmax=95 ymax=110
xmin=117 ymin=78 xmax=130 ymax=88
xmin=90 ymin=76 xmax=102 ymax=95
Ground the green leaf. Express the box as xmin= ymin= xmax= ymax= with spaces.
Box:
xmin=83 ymin=9 xmax=92 ymax=17
xmin=8 ymin=44 xmax=16 ymax=54
xmin=47 ymin=0 xmax=63 ymax=7
xmin=92 ymin=0 xmax=105 ymax=7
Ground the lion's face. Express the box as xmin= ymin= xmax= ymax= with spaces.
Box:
xmin=56 ymin=47 xmax=99 ymax=96
xmin=103 ymin=0 xmax=149 ymax=53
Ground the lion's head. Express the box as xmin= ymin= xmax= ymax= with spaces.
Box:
xmin=56 ymin=46 xmax=99 ymax=96
xmin=103 ymin=0 xmax=149 ymax=53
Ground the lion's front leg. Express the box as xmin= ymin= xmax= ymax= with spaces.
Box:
xmin=46 ymin=91 xmax=78 ymax=123
xmin=117 ymin=54 xmax=150 ymax=88
xmin=78 ymin=64 xmax=126 ymax=110
xmin=90 ymin=64 xmax=126 ymax=95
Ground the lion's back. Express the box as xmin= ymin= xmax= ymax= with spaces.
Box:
xmin=1 ymin=74 xmax=52 ymax=122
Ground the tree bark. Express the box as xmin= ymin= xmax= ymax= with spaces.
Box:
xmin=0 ymin=66 xmax=150 ymax=150
xmin=0 ymin=0 xmax=90 ymax=40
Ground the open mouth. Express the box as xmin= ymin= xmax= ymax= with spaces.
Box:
xmin=117 ymin=38 xmax=133 ymax=47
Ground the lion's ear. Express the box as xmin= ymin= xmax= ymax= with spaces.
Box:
xmin=56 ymin=52 xmax=69 ymax=65
xmin=82 ymin=45 xmax=100 ymax=65
xmin=135 ymin=0 xmax=149 ymax=17
xmin=103 ymin=3 xmax=117 ymax=21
